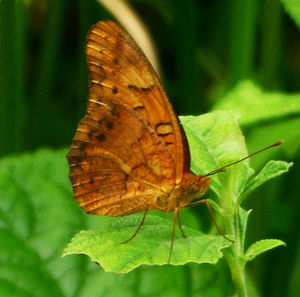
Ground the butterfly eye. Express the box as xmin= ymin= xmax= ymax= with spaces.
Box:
xmin=156 ymin=196 xmax=163 ymax=206
xmin=186 ymin=176 xmax=211 ymax=196
xmin=188 ymin=180 xmax=200 ymax=194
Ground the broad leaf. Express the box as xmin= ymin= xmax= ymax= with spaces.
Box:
xmin=181 ymin=111 xmax=249 ymax=199
xmin=63 ymin=214 xmax=230 ymax=273
xmin=0 ymin=149 xmax=86 ymax=297
xmin=213 ymin=80 xmax=300 ymax=126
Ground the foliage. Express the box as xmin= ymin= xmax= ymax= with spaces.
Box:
xmin=64 ymin=215 xmax=229 ymax=273
xmin=64 ymin=112 xmax=290 ymax=283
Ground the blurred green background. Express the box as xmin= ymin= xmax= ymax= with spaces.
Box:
xmin=0 ymin=0 xmax=299 ymax=296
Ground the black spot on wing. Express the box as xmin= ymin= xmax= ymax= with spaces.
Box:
xmin=106 ymin=121 xmax=114 ymax=130
xmin=96 ymin=134 xmax=106 ymax=142
xmin=127 ymin=84 xmax=139 ymax=91
xmin=133 ymin=105 xmax=145 ymax=111
xmin=127 ymin=84 xmax=155 ymax=93
xmin=98 ymin=118 xmax=104 ymax=125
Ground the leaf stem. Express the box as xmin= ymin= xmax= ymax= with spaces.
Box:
xmin=224 ymin=248 xmax=248 ymax=297
xmin=223 ymin=216 xmax=248 ymax=297
xmin=221 ymin=194 xmax=249 ymax=296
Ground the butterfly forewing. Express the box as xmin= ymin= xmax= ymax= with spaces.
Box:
xmin=85 ymin=21 xmax=189 ymax=182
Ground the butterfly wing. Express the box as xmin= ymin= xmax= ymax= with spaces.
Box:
xmin=86 ymin=20 xmax=190 ymax=181
xmin=67 ymin=20 xmax=190 ymax=216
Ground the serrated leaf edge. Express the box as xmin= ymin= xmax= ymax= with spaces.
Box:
xmin=243 ymin=239 xmax=286 ymax=263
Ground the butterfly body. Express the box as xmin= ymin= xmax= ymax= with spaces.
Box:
xmin=158 ymin=173 xmax=211 ymax=211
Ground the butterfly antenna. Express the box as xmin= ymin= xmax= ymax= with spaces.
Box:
xmin=204 ymin=140 xmax=283 ymax=177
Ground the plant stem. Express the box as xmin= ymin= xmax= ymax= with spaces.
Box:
xmin=221 ymin=197 xmax=248 ymax=296
xmin=223 ymin=218 xmax=248 ymax=297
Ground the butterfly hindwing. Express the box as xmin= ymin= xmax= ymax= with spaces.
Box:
xmin=67 ymin=100 xmax=175 ymax=215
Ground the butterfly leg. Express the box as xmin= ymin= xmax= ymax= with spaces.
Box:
xmin=168 ymin=206 xmax=180 ymax=264
xmin=177 ymin=211 xmax=187 ymax=238
xmin=185 ymin=199 xmax=234 ymax=243
xmin=120 ymin=204 xmax=150 ymax=244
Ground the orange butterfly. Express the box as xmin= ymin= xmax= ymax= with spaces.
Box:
xmin=67 ymin=20 xmax=223 ymax=262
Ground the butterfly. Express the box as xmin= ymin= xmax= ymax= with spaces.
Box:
xmin=67 ymin=20 xmax=225 ymax=263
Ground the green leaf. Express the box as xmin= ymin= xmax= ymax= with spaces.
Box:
xmin=246 ymin=117 xmax=300 ymax=167
xmin=63 ymin=214 xmax=230 ymax=273
xmin=0 ymin=149 xmax=87 ymax=297
xmin=213 ymin=80 xmax=300 ymax=126
xmin=212 ymin=80 xmax=300 ymax=167
xmin=0 ymin=228 xmax=65 ymax=297
xmin=180 ymin=111 xmax=249 ymax=199
xmin=238 ymin=160 xmax=293 ymax=205
xmin=244 ymin=239 xmax=286 ymax=262
xmin=280 ymin=0 xmax=300 ymax=30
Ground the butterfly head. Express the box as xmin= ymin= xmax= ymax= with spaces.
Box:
xmin=184 ymin=174 xmax=211 ymax=200
xmin=165 ymin=173 xmax=211 ymax=210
